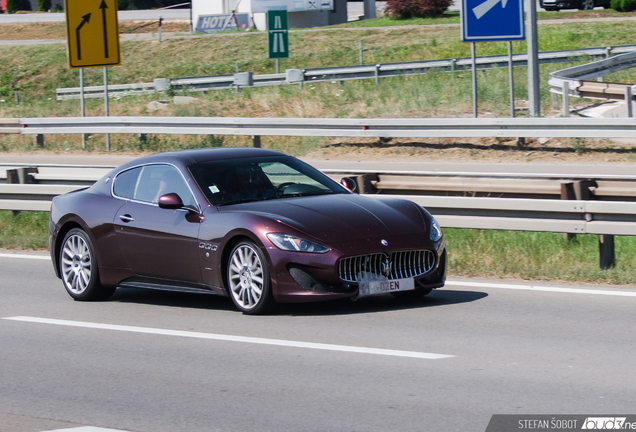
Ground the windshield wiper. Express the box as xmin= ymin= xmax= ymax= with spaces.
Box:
xmin=217 ymin=197 xmax=263 ymax=206
xmin=263 ymin=191 xmax=338 ymax=200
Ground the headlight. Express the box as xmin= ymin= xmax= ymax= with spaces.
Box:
xmin=430 ymin=218 xmax=443 ymax=242
xmin=266 ymin=233 xmax=330 ymax=254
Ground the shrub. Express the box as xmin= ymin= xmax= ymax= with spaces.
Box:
xmin=37 ymin=0 xmax=51 ymax=11
xmin=611 ymin=0 xmax=624 ymax=10
xmin=118 ymin=0 xmax=129 ymax=10
xmin=384 ymin=0 xmax=453 ymax=18
xmin=5 ymin=0 xmax=21 ymax=13
xmin=622 ymin=0 xmax=636 ymax=11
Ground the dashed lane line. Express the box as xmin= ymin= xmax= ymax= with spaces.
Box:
xmin=3 ymin=316 xmax=455 ymax=360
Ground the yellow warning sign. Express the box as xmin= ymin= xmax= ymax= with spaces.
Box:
xmin=64 ymin=0 xmax=121 ymax=69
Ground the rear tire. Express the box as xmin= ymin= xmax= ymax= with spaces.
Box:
xmin=227 ymin=241 xmax=276 ymax=315
xmin=59 ymin=228 xmax=115 ymax=301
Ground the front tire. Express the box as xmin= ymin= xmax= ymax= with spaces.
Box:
xmin=60 ymin=228 xmax=115 ymax=301
xmin=227 ymin=241 xmax=276 ymax=315
xmin=579 ymin=0 xmax=594 ymax=9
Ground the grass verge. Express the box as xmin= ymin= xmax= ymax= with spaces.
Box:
xmin=0 ymin=210 xmax=48 ymax=250
xmin=2 ymin=210 xmax=634 ymax=285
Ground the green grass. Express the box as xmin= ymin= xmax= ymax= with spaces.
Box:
xmin=2 ymin=210 xmax=634 ymax=285
xmin=445 ymin=229 xmax=636 ymax=285
xmin=0 ymin=210 xmax=49 ymax=250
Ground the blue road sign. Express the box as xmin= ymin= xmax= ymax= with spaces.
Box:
xmin=461 ymin=0 xmax=525 ymax=42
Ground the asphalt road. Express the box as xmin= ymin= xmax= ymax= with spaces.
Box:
xmin=1 ymin=251 xmax=635 ymax=432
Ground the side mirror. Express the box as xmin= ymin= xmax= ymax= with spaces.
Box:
xmin=340 ymin=177 xmax=357 ymax=192
xmin=158 ymin=193 xmax=184 ymax=210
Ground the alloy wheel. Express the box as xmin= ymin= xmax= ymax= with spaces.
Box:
xmin=61 ymin=233 xmax=93 ymax=295
xmin=229 ymin=243 xmax=266 ymax=311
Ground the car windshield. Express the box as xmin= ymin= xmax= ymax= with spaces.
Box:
xmin=188 ymin=156 xmax=349 ymax=206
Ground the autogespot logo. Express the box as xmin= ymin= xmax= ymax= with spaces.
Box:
xmin=582 ymin=418 xmax=629 ymax=429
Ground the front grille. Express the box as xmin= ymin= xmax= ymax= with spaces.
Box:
xmin=338 ymin=250 xmax=436 ymax=283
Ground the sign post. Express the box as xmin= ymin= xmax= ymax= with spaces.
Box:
xmin=64 ymin=0 xmax=121 ymax=151
xmin=461 ymin=0 xmax=524 ymax=118
xmin=267 ymin=10 xmax=289 ymax=61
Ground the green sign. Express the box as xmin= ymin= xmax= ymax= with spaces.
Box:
xmin=267 ymin=10 xmax=289 ymax=59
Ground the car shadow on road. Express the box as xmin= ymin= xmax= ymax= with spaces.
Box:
xmin=276 ymin=289 xmax=488 ymax=316
xmin=108 ymin=287 xmax=487 ymax=316
xmin=110 ymin=288 xmax=237 ymax=312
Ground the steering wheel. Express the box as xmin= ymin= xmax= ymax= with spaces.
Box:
xmin=273 ymin=182 xmax=296 ymax=196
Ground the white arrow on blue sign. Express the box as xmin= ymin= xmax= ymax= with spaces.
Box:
xmin=461 ymin=0 xmax=525 ymax=42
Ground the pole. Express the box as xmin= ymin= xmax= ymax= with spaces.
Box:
xmin=159 ymin=17 xmax=163 ymax=43
xmin=190 ymin=3 xmax=193 ymax=34
xmin=508 ymin=41 xmax=515 ymax=118
xmin=103 ymin=67 xmax=110 ymax=151
xmin=526 ymin=0 xmax=540 ymax=117
xmin=80 ymin=68 xmax=86 ymax=150
xmin=471 ymin=42 xmax=478 ymax=118
xmin=563 ymin=81 xmax=570 ymax=117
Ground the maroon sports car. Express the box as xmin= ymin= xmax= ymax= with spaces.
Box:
xmin=49 ymin=148 xmax=446 ymax=314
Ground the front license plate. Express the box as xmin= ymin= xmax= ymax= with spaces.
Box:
xmin=358 ymin=277 xmax=415 ymax=298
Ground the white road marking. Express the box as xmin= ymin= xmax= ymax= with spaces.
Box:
xmin=0 ymin=253 xmax=50 ymax=260
xmin=446 ymin=279 xmax=636 ymax=297
xmin=45 ymin=427 xmax=133 ymax=432
xmin=3 ymin=316 xmax=454 ymax=360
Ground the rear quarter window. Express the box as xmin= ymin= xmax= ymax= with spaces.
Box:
xmin=113 ymin=167 xmax=142 ymax=199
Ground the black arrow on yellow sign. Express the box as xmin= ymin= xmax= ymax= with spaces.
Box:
xmin=75 ymin=13 xmax=91 ymax=60
xmin=100 ymin=0 xmax=109 ymax=59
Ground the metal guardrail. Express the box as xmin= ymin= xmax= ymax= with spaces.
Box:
xmin=549 ymin=51 xmax=636 ymax=98
xmin=0 ymin=118 xmax=21 ymax=134
xmin=369 ymin=195 xmax=636 ymax=236
xmin=2 ymin=176 xmax=636 ymax=235
xmin=55 ymin=44 xmax=636 ymax=100
xmin=0 ymin=184 xmax=83 ymax=211
xmin=15 ymin=116 xmax=636 ymax=139
xmin=322 ymin=170 xmax=636 ymax=200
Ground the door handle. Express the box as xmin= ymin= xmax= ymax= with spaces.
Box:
xmin=119 ymin=214 xmax=134 ymax=223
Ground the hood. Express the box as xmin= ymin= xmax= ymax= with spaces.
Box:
xmin=223 ymin=194 xmax=426 ymax=243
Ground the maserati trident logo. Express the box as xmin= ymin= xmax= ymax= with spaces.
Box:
xmin=381 ymin=258 xmax=392 ymax=277
xmin=381 ymin=239 xmax=388 ymax=246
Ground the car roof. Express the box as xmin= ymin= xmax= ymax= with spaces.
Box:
xmin=117 ymin=147 xmax=289 ymax=170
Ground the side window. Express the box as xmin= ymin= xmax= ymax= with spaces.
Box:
xmin=133 ymin=165 xmax=196 ymax=208
xmin=113 ymin=167 xmax=142 ymax=199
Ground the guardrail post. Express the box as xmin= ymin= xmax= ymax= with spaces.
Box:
xmin=561 ymin=180 xmax=596 ymax=240
xmin=597 ymin=47 xmax=612 ymax=83
xmin=374 ymin=64 xmax=379 ymax=85
xmin=233 ymin=72 xmax=253 ymax=94
xmin=359 ymin=40 xmax=363 ymax=65
xmin=36 ymin=134 xmax=44 ymax=148
xmin=560 ymin=183 xmax=577 ymax=240
xmin=451 ymin=59 xmax=456 ymax=79
xmin=562 ymin=81 xmax=570 ymax=117
xmin=138 ymin=133 xmax=147 ymax=150
xmin=14 ymin=91 xmax=18 ymax=107
xmin=354 ymin=173 xmax=378 ymax=194
xmin=6 ymin=167 xmax=38 ymax=215
xmin=158 ymin=17 xmax=163 ymax=43
xmin=599 ymin=235 xmax=615 ymax=269
xmin=626 ymin=85 xmax=634 ymax=118
xmin=252 ymin=135 xmax=261 ymax=148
